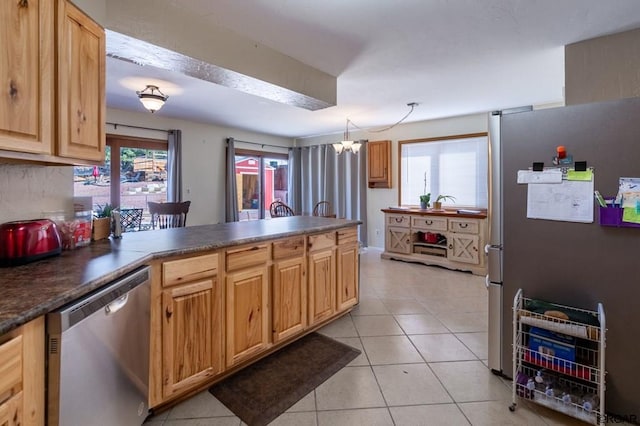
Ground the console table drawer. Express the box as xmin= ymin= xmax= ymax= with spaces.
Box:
xmin=449 ymin=219 xmax=480 ymax=234
xmin=386 ymin=214 xmax=410 ymax=228
xmin=411 ymin=216 xmax=447 ymax=231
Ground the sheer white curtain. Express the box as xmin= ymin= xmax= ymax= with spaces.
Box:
xmin=288 ymin=143 xmax=368 ymax=245
xmin=167 ymin=129 xmax=182 ymax=202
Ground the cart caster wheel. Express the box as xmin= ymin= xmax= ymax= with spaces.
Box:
xmin=509 ymin=404 xmax=516 ymax=412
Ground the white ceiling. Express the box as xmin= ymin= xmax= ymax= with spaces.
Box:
xmin=105 ymin=0 xmax=640 ymax=138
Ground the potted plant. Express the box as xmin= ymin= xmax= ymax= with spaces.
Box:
xmin=92 ymin=203 xmax=113 ymax=240
xmin=433 ymin=195 xmax=456 ymax=210
xmin=419 ymin=193 xmax=431 ymax=209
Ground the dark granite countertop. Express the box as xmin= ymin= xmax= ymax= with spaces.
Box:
xmin=0 ymin=216 xmax=360 ymax=335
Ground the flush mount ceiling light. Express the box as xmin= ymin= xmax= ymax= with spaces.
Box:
xmin=332 ymin=119 xmax=361 ymax=154
xmin=333 ymin=102 xmax=419 ymax=154
xmin=136 ymin=85 xmax=168 ymax=113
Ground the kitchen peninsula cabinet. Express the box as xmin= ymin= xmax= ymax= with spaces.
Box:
xmin=0 ymin=0 xmax=105 ymax=164
xmin=155 ymin=253 xmax=223 ymax=404
xmin=307 ymin=232 xmax=337 ymax=326
xmin=336 ymin=228 xmax=359 ymax=311
xmin=0 ymin=317 xmax=44 ymax=426
xmin=272 ymin=237 xmax=307 ymax=343
xmin=382 ymin=209 xmax=487 ymax=275
xmin=224 ymin=244 xmax=270 ymax=367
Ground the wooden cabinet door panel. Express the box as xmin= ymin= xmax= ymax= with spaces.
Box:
xmin=162 ymin=280 xmax=217 ymax=398
xmin=0 ymin=0 xmax=53 ymax=154
xmin=226 ymin=266 xmax=269 ymax=366
xmin=0 ymin=392 xmax=22 ymax=426
xmin=448 ymin=234 xmax=480 ymax=264
xmin=272 ymin=257 xmax=306 ymax=343
xmin=386 ymin=227 xmax=411 ymax=254
xmin=308 ymin=249 xmax=336 ymax=325
xmin=57 ymin=0 xmax=105 ymax=161
xmin=367 ymin=140 xmax=391 ymax=188
xmin=337 ymin=244 xmax=359 ymax=312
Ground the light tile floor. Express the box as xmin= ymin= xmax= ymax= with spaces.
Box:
xmin=145 ymin=248 xmax=590 ymax=426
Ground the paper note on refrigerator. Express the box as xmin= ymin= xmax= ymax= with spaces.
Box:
xmin=517 ymin=169 xmax=563 ymax=184
xmin=526 ymin=179 xmax=594 ymax=223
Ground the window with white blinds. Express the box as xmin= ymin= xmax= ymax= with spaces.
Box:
xmin=399 ymin=133 xmax=488 ymax=208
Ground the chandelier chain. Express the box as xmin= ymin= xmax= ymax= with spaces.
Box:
xmin=347 ymin=103 xmax=417 ymax=134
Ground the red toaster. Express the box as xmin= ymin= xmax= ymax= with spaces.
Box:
xmin=0 ymin=219 xmax=62 ymax=266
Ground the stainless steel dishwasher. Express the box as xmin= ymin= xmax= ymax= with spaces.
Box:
xmin=47 ymin=266 xmax=150 ymax=426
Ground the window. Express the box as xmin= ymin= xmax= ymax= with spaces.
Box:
xmin=74 ymin=135 xmax=168 ymax=225
xmin=234 ymin=150 xmax=288 ymax=221
xmin=399 ymin=133 xmax=488 ymax=208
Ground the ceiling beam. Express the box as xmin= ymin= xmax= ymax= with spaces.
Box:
xmin=104 ymin=0 xmax=336 ymax=110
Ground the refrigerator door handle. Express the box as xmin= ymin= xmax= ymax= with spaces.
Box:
xmin=485 ymin=274 xmax=490 ymax=290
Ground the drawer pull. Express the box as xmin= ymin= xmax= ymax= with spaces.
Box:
xmin=425 ymin=220 xmax=433 ymax=225
xmin=394 ymin=217 xmax=403 ymax=223
xmin=459 ymin=223 xmax=469 ymax=228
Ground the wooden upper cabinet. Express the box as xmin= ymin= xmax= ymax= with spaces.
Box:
xmin=0 ymin=0 xmax=54 ymax=155
xmin=367 ymin=140 xmax=391 ymax=188
xmin=57 ymin=0 xmax=105 ymax=162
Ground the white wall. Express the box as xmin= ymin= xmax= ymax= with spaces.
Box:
xmin=106 ymin=108 xmax=293 ymax=225
xmin=296 ymin=113 xmax=488 ymax=248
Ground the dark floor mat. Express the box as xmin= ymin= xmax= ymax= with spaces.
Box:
xmin=209 ymin=332 xmax=361 ymax=426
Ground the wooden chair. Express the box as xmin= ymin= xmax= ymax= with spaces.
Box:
xmin=312 ymin=201 xmax=335 ymax=217
xmin=269 ymin=201 xmax=295 ymax=218
xmin=119 ymin=208 xmax=143 ymax=232
xmin=148 ymin=201 xmax=191 ymax=229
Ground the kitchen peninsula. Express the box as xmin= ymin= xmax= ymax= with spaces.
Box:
xmin=0 ymin=216 xmax=360 ymax=422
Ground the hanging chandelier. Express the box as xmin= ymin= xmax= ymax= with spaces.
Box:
xmin=332 ymin=119 xmax=362 ymax=154
xmin=332 ymin=102 xmax=419 ymax=154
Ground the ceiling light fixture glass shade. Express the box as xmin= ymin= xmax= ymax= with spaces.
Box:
xmin=136 ymin=85 xmax=168 ymax=113
xmin=333 ymin=119 xmax=362 ymax=154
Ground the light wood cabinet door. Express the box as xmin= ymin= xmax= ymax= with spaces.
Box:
xmin=57 ymin=0 xmax=105 ymax=162
xmin=0 ymin=0 xmax=54 ymax=155
xmin=308 ymin=249 xmax=336 ymax=325
xmin=448 ymin=233 xmax=480 ymax=264
xmin=367 ymin=140 xmax=391 ymax=188
xmin=272 ymin=256 xmax=307 ymax=343
xmin=0 ymin=392 xmax=23 ymax=426
xmin=226 ymin=266 xmax=270 ymax=367
xmin=0 ymin=317 xmax=44 ymax=426
xmin=161 ymin=278 xmax=222 ymax=398
xmin=386 ymin=227 xmax=411 ymax=254
xmin=337 ymin=244 xmax=359 ymax=312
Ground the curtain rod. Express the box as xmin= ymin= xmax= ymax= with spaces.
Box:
xmin=231 ymin=139 xmax=290 ymax=150
xmin=106 ymin=122 xmax=170 ymax=133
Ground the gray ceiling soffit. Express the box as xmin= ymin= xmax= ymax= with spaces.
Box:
xmin=106 ymin=30 xmax=334 ymax=111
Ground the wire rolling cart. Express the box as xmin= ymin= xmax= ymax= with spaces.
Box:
xmin=510 ymin=289 xmax=606 ymax=425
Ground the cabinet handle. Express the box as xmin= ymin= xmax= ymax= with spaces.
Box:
xmin=19 ymin=0 xmax=29 ymax=8
xmin=448 ymin=244 xmax=453 ymax=249
xmin=425 ymin=220 xmax=433 ymax=225
xmin=459 ymin=223 xmax=469 ymax=228
xmin=395 ymin=217 xmax=403 ymax=223
xmin=165 ymin=306 xmax=173 ymax=320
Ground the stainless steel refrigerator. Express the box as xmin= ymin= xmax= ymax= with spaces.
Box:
xmin=487 ymin=97 xmax=640 ymax=417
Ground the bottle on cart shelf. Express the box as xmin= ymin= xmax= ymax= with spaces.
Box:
xmin=582 ymin=394 xmax=600 ymax=412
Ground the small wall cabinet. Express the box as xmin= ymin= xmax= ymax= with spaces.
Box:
xmin=382 ymin=209 xmax=487 ymax=275
xmin=367 ymin=140 xmax=391 ymax=188
xmin=0 ymin=0 xmax=105 ymax=165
